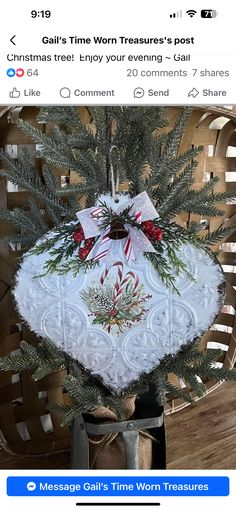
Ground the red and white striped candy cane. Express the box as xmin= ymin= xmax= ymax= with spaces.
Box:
xmin=100 ymin=261 xmax=123 ymax=285
xmin=92 ymin=227 xmax=111 ymax=262
xmin=113 ymin=269 xmax=139 ymax=303
xmin=124 ymin=210 xmax=142 ymax=262
xmin=100 ymin=261 xmax=140 ymax=305
xmin=88 ymin=208 xmax=112 ymax=262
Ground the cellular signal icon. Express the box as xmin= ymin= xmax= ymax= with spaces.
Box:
xmin=170 ymin=10 xmax=182 ymax=18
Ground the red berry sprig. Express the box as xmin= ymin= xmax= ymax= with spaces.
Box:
xmin=142 ymin=220 xmax=164 ymax=242
xmin=79 ymin=238 xmax=95 ymax=260
xmin=73 ymin=225 xmax=96 ymax=261
xmin=73 ymin=225 xmax=85 ymax=243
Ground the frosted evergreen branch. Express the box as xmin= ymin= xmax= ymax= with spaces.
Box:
xmin=18 ymin=120 xmax=95 ymax=174
xmin=202 ymin=224 xmax=236 ymax=245
xmin=38 ymin=338 xmax=68 ymax=360
xmin=0 ymin=354 xmax=37 ymax=372
xmin=0 ymin=152 xmax=67 ymax=215
xmin=164 ymin=382 xmax=194 ymax=403
xmin=45 ymin=205 xmax=64 ymax=226
xmin=183 ymin=375 xmax=207 ymax=398
xmin=48 ymin=403 xmax=87 ymax=426
xmin=32 ymin=360 xmax=66 ymax=380
xmin=208 ymin=190 xmax=236 ymax=203
xmin=36 ymin=106 xmax=81 ymax=124
xmin=27 ymin=199 xmax=48 ymax=233
xmin=0 ymin=208 xmax=17 ymax=225
xmin=0 ymin=207 xmax=46 ymax=240
xmin=63 ymin=375 xmax=84 ymax=401
xmin=184 ymin=204 xmax=224 ymax=217
xmin=54 ymin=183 xmax=97 ymax=196
xmin=151 ymin=369 xmax=168 ymax=405
xmin=148 ymin=145 xmax=202 ymax=191
xmin=157 ymin=161 xmax=196 ymax=217
xmin=42 ymin=164 xmax=58 ymax=192
xmin=162 ymin=107 xmax=192 ymax=158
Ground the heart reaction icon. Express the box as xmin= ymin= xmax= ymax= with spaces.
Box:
xmin=16 ymin=68 xmax=24 ymax=77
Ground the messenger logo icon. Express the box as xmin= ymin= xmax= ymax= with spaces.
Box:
xmin=27 ymin=481 xmax=36 ymax=491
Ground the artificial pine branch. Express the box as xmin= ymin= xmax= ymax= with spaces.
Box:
xmin=148 ymin=145 xmax=202 ymax=192
xmin=157 ymin=160 xmax=197 ymax=218
xmin=150 ymin=368 xmax=168 ymax=406
xmin=203 ymin=224 xmax=236 ymax=245
xmin=48 ymin=403 xmax=86 ymax=426
xmin=1 ymin=335 xmax=236 ymax=423
xmin=0 ymin=206 xmax=47 ymax=248
xmin=18 ymin=121 xmax=83 ymax=173
xmin=161 ymin=107 xmax=192 ymax=158
xmin=0 ymin=150 xmax=67 ymax=213
xmin=164 ymin=382 xmax=195 ymax=403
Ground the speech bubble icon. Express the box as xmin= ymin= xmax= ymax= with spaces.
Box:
xmin=133 ymin=87 xmax=145 ymax=98
xmin=60 ymin=87 xmax=71 ymax=98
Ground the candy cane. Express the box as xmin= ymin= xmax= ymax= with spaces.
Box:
xmin=100 ymin=261 xmax=140 ymax=307
xmin=124 ymin=271 xmax=140 ymax=296
xmin=91 ymin=226 xmax=112 ymax=262
xmin=100 ymin=261 xmax=123 ymax=285
xmin=113 ymin=268 xmax=140 ymax=305
xmin=124 ymin=210 xmax=142 ymax=262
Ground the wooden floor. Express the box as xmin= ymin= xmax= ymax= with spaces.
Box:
xmin=166 ymin=382 xmax=236 ymax=469
xmin=0 ymin=382 xmax=235 ymax=470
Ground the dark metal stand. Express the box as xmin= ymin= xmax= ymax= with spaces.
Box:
xmin=71 ymin=392 xmax=166 ymax=469
xmin=135 ymin=390 xmax=166 ymax=469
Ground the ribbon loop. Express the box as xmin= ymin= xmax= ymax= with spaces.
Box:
xmin=76 ymin=192 xmax=159 ymax=264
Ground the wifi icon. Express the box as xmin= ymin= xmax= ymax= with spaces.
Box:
xmin=186 ymin=10 xmax=197 ymax=17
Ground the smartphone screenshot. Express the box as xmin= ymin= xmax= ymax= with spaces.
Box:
xmin=0 ymin=1 xmax=236 ymax=509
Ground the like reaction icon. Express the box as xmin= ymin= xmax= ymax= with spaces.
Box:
xmin=7 ymin=68 xmax=15 ymax=77
xmin=9 ymin=87 xmax=21 ymax=98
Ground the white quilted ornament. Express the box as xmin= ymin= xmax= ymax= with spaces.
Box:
xmin=14 ymin=194 xmax=225 ymax=393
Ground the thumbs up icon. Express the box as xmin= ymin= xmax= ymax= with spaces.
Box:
xmin=9 ymin=87 xmax=21 ymax=98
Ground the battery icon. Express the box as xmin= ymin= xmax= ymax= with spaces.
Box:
xmin=201 ymin=9 xmax=218 ymax=18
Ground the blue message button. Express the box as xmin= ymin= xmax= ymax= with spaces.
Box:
xmin=7 ymin=476 xmax=229 ymax=497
